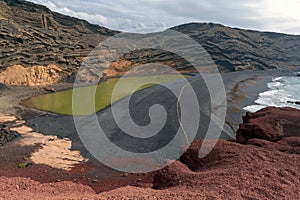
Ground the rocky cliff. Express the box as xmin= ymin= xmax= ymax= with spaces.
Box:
xmin=0 ymin=0 xmax=118 ymax=73
xmin=1 ymin=0 xmax=300 ymax=81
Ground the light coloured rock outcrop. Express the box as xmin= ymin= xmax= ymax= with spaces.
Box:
xmin=0 ymin=64 xmax=68 ymax=86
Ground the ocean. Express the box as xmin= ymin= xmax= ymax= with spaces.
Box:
xmin=244 ymin=75 xmax=300 ymax=112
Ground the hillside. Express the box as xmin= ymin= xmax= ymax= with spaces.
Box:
xmin=172 ymin=23 xmax=300 ymax=71
xmin=0 ymin=0 xmax=118 ymax=73
xmin=1 ymin=0 xmax=300 ymax=81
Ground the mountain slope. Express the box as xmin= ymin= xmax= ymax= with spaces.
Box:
xmin=172 ymin=23 xmax=300 ymax=71
xmin=105 ymin=23 xmax=300 ymax=77
xmin=0 ymin=0 xmax=118 ymax=72
xmin=1 ymin=0 xmax=300 ymax=80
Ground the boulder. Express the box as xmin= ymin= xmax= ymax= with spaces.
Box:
xmin=236 ymin=107 xmax=300 ymax=143
xmin=0 ymin=124 xmax=20 ymax=146
xmin=287 ymin=101 xmax=300 ymax=105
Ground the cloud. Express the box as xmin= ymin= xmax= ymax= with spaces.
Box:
xmin=26 ymin=0 xmax=300 ymax=34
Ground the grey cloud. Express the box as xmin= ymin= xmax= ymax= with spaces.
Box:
xmin=27 ymin=0 xmax=300 ymax=34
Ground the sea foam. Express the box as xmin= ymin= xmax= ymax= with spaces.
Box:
xmin=244 ymin=75 xmax=300 ymax=112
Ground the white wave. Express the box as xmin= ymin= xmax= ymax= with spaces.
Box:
xmin=268 ymin=81 xmax=284 ymax=89
xmin=244 ymin=76 xmax=300 ymax=112
xmin=243 ymin=105 xmax=267 ymax=112
xmin=273 ymin=77 xmax=283 ymax=81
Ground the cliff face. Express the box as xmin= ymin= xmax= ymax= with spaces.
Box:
xmin=0 ymin=0 xmax=118 ymax=72
xmin=1 ymin=0 xmax=300 ymax=81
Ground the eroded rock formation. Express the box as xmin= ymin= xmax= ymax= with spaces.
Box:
xmin=0 ymin=64 xmax=68 ymax=86
xmin=236 ymin=107 xmax=300 ymax=143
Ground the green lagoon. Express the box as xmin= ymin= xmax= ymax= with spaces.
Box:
xmin=23 ymin=75 xmax=183 ymax=116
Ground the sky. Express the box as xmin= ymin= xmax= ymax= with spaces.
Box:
xmin=27 ymin=0 xmax=300 ymax=34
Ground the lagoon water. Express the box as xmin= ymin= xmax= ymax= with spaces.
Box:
xmin=23 ymin=75 xmax=183 ymax=115
xmin=244 ymin=75 xmax=300 ymax=112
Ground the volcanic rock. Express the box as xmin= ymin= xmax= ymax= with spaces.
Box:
xmin=0 ymin=123 xmax=19 ymax=146
xmin=0 ymin=83 xmax=8 ymax=90
xmin=172 ymin=23 xmax=300 ymax=71
xmin=152 ymin=138 xmax=300 ymax=199
xmin=287 ymin=101 xmax=300 ymax=105
xmin=236 ymin=107 xmax=300 ymax=143
xmin=0 ymin=0 xmax=118 ymax=73
xmin=1 ymin=0 xmax=300 ymax=82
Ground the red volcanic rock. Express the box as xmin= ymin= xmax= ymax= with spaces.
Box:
xmin=179 ymin=140 xmax=242 ymax=171
xmin=1 ymin=106 xmax=300 ymax=199
xmin=152 ymin=160 xmax=193 ymax=189
xmin=236 ymin=107 xmax=300 ymax=143
xmin=152 ymin=139 xmax=300 ymax=199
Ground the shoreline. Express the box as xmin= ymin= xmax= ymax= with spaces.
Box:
xmin=223 ymin=69 xmax=299 ymax=131
xmin=0 ymin=69 xmax=297 ymax=141
xmin=0 ymin=70 xmax=295 ymax=136
xmin=0 ymin=70 xmax=298 ymax=159
xmin=224 ymin=72 xmax=273 ymax=131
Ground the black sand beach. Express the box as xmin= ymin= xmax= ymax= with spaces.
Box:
xmin=19 ymin=70 xmax=289 ymax=154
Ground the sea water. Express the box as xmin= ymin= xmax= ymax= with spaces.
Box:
xmin=244 ymin=75 xmax=300 ymax=112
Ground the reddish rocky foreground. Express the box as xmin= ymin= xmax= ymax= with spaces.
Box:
xmin=0 ymin=107 xmax=300 ymax=199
